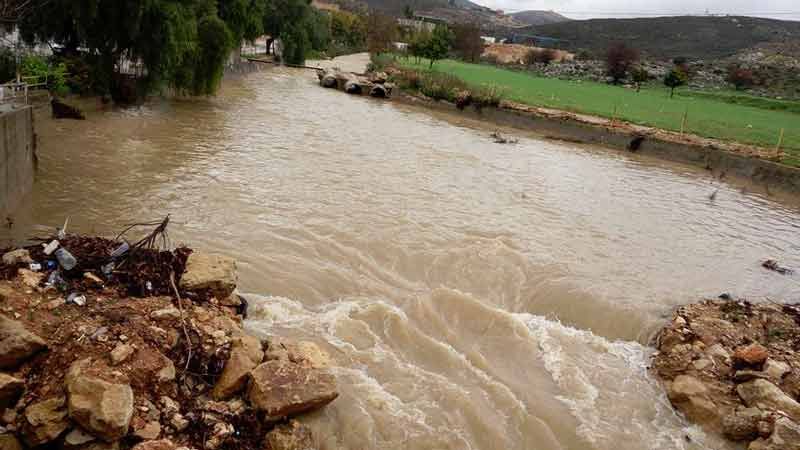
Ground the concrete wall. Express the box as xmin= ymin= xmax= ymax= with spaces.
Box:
xmin=0 ymin=107 xmax=35 ymax=216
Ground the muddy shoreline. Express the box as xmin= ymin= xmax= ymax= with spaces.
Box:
xmin=391 ymin=91 xmax=800 ymax=201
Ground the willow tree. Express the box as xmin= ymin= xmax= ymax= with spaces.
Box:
xmin=263 ymin=0 xmax=313 ymax=64
xmin=19 ymin=0 xmax=236 ymax=98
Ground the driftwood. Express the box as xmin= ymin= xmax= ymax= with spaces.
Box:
xmin=51 ymin=98 xmax=85 ymax=120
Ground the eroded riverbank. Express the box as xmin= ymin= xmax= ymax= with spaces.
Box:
xmin=2 ymin=55 xmax=799 ymax=449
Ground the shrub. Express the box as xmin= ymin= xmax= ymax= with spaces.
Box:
xmin=525 ymin=48 xmax=557 ymax=66
xmin=727 ymin=65 xmax=756 ymax=91
xmin=664 ymin=67 xmax=688 ymax=98
xmin=605 ymin=42 xmax=639 ymax=84
xmin=20 ymin=55 xmax=69 ymax=95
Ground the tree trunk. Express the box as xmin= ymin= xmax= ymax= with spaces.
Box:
xmin=670 ymin=87 xmax=674 ymax=98
xmin=429 ymin=59 xmax=434 ymax=69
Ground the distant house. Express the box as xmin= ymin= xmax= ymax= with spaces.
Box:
xmin=310 ymin=0 xmax=340 ymax=12
xmin=397 ymin=14 xmax=449 ymax=33
xmin=481 ymin=36 xmax=497 ymax=44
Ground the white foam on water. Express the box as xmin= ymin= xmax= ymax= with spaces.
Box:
xmin=518 ymin=313 xmax=729 ymax=450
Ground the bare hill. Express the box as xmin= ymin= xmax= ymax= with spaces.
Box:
xmin=510 ymin=10 xmax=569 ymax=26
xmin=524 ymin=16 xmax=800 ymax=60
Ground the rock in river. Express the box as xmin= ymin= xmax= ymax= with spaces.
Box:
xmin=179 ymin=252 xmax=237 ymax=298
xmin=247 ymin=360 xmax=338 ymax=418
xmin=212 ymin=334 xmax=263 ymax=400
xmin=66 ymin=358 xmax=134 ymax=442
xmin=737 ymin=378 xmax=800 ymax=422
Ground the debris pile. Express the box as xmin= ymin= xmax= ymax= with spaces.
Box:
xmin=0 ymin=223 xmax=338 ymax=450
xmin=653 ymin=297 xmax=800 ymax=449
xmin=490 ymin=131 xmax=518 ymax=144
xmin=316 ymin=68 xmax=394 ymax=98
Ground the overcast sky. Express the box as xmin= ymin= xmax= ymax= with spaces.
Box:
xmin=480 ymin=0 xmax=800 ymax=21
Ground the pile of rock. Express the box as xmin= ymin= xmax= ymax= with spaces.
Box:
xmin=0 ymin=248 xmax=337 ymax=450
xmin=653 ymin=298 xmax=800 ymax=450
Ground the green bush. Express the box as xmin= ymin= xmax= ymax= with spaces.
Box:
xmin=20 ymin=55 xmax=69 ymax=95
xmin=0 ymin=48 xmax=15 ymax=83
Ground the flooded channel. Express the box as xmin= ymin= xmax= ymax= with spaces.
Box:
xmin=5 ymin=55 xmax=800 ymax=449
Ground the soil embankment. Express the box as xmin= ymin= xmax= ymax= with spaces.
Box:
xmin=653 ymin=297 xmax=800 ymax=449
xmin=0 ymin=230 xmax=337 ymax=450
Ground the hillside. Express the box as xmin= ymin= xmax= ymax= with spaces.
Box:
xmin=510 ymin=10 xmax=570 ymax=26
xmin=524 ymin=16 xmax=800 ymax=60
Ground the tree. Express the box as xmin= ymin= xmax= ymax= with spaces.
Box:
xmin=408 ymin=30 xmax=430 ymax=64
xmin=664 ymin=67 xmax=688 ymax=98
xmin=727 ymin=65 xmax=755 ymax=90
xmin=524 ymin=48 xmax=557 ymax=66
xmin=403 ymin=4 xmax=414 ymax=19
xmin=263 ymin=0 xmax=313 ymax=61
xmin=631 ymin=67 xmax=650 ymax=92
xmin=366 ymin=12 xmax=397 ymax=55
xmin=423 ymin=24 xmax=452 ymax=68
xmin=605 ymin=42 xmax=638 ymax=84
xmin=330 ymin=10 xmax=366 ymax=50
xmin=451 ymin=22 xmax=483 ymax=63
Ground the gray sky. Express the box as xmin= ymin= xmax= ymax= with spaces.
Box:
xmin=480 ymin=0 xmax=800 ymax=21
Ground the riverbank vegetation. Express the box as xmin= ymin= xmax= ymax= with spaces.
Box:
xmin=392 ymin=57 xmax=800 ymax=166
xmin=12 ymin=0 xmax=332 ymax=101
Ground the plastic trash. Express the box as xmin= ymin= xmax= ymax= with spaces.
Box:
xmin=110 ymin=241 xmax=130 ymax=259
xmin=46 ymin=270 xmax=66 ymax=290
xmin=57 ymin=217 xmax=69 ymax=240
xmin=43 ymin=240 xmax=59 ymax=256
xmin=66 ymin=292 xmax=86 ymax=306
xmin=145 ymin=281 xmax=153 ymax=291
xmin=28 ymin=263 xmax=42 ymax=272
xmin=101 ymin=262 xmax=115 ymax=275
xmin=55 ymin=248 xmax=77 ymax=271
xmin=45 ymin=260 xmax=57 ymax=270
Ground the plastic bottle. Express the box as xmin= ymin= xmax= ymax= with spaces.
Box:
xmin=55 ymin=248 xmax=77 ymax=271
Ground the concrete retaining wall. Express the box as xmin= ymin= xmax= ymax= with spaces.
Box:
xmin=0 ymin=107 xmax=35 ymax=216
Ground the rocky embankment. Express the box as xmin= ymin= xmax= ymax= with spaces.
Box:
xmin=653 ymin=298 xmax=800 ymax=449
xmin=317 ymin=68 xmax=393 ymax=98
xmin=0 ymin=238 xmax=337 ymax=450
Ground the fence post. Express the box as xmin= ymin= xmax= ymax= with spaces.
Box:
xmin=775 ymin=128 xmax=785 ymax=155
xmin=611 ymin=104 xmax=618 ymax=126
xmin=680 ymin=108 xmax=688 ymax=135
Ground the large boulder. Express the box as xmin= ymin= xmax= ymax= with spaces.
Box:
xmin=179 ymin=252 xmax=237 ymax=298
xmin=22 ymin=396 xmax=70 ymax=446
xmin=212 ymin=334 xmax=263 ymax=400
xmin=737 ymin=379 xmax=800 ymax=422
xmin=666 ymin=375 xmax=722 ymax=429
xmin=66 ymin=359 xmax=134 ymax=442
xmin=0 ymin=314 xmax=47 ymax=369
xmin=0 ymin=373 xmax=24 ymax=409
xmin=247 ymin=360 xmax=338 ymax=418
xmin=722 ymin=407 xmax=762 ymax=441
xmin=263 ymin=420 xmax=316 ymax=450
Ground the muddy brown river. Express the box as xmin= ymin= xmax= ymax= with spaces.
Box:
xmin=4 ymin=54 xmax=800 ymax=449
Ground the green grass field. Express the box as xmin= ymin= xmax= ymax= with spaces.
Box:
xmin=398 ymin=58 xmax=800 ymax=167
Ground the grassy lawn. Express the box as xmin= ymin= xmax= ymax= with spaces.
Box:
xmin=398 ymin=58 xmax=800 ymax=167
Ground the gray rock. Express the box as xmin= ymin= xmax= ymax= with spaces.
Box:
xmin=150 ymin=308 xmax=181 ymax=321
xmin=0 ymin=314 xmax=47 ymax=369
xmin=132 ymin=439 xmax=176 ymax=450
xmin=248 ymin=360 xmax=338 ymax=418
xmin=66 ymin=358 xmax=134 ymax=442
xmin=133 ymin=421 xmax=161 ymax=440
xmin=737 ymin=378 xmax=800 ymax=422
xmin=64 ymin=428 xmax=97 ymax=447
xmin=22 ymin=396 xmax=69 ymax=446
xmin=763 ymin=359 xmax=791 ymax=380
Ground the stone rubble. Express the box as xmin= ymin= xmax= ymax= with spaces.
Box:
xmin=0 ymin=248 xmax=338 ymax=450
xmin=653 ymin=298 xmax=800 ymax=448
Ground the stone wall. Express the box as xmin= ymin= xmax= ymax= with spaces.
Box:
xmin=0 ymin=106 xmax=35 ymax=216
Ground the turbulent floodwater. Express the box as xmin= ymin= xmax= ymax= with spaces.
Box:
xmin=5 ymin=54 xmax=800 ymax=450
